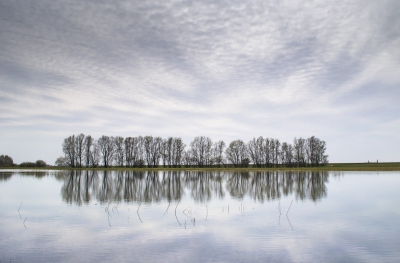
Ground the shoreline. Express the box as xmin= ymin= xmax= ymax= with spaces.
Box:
xmin=1 ymin=162 xmax=400 ymax=172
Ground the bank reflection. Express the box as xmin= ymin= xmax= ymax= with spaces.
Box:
xmin=61 ymin=171 xmax=329 ymax=205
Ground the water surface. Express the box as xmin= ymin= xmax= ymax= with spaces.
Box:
xmin=0 ymin=170 xmax=399 ymax=262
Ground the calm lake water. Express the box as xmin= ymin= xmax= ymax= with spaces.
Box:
xmin=0 ymin=170 xmax=399 ymax=263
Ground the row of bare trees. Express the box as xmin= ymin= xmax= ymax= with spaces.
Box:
xmin=61 ymin=134 xmax=328 ymax=168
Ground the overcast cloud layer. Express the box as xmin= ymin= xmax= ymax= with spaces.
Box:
xmin=1 ymin=0 xmax=400 ymax=164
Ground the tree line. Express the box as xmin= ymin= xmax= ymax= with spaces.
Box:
xmin=0 ymin=155 xmax=48 ymax=167
xmin=59 ymin=134 xmax=328 ymax=168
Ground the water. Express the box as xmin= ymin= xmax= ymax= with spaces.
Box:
xmin=0 ymin=170 xmax=399 ymax=263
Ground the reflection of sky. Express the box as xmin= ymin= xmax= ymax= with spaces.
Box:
xmin=0 ymin=171 xmax=400 ymax=262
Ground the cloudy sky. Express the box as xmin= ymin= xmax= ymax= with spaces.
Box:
xmin=1 ymin=0 xmax=399 ymax=164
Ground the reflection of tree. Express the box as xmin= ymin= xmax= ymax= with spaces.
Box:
xmin=161 ymin=171 xmax=184 ymax=202
xmin=143 ymin=171 xmax=163 ymax=202
xmin=59 ymin=170 xmax=330 ymax=205
xmin=123 ymin=171 xmax=145 ymax=202
xmin=114 ymin=171 xmax=124 ymax=202
xmin=226 ymin=172 xmax=250 ymax=199
xmin=185 ymin=171 xmax=212 ymax=202
xmin=248 ymin=172 xmax=281 ymax=202
xmin=20 ymin=171 xmax=48 ymax=178
xmin=98 ymin=171 xmax=114 ymax=203
xmin=306 ymin=171 xmax=328 ymax=201
xmin=183 ymin=171 xmax=224 ymax=202
xmin=0 ymin=172 xmax=12 ymax=182
xmin=61 ymin=170 xmax=99 ymax=205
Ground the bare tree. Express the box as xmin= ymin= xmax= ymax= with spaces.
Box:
xmin=124 ymin=137 xmax=134 ymax=167
xmin=161 ymin=138 xmax=172 ymax=167
xmin=281 ymin=142 xmax=294 ymax=167
xmin=306 ymin=136 xmax=328 ymax=166
xmin=74 ymin=133 xmax=85 ymax=167
xmin=248 ymin=137 xmax=264 ymax=168
xmin=133 ymin=136 xmax=145 ymax=168
xmin=273 ymin=139 xmax=281 ymax=167
xmin=190 ymin=136 xmax=213 ymax=167
xmin=263 ymin=138 xmax=272 ymax=167
xmin=114 ymin=136 xmax=125 ymax=167
xmin=98 ymin=135 xmax=115 ymax=167
xmin=124 ymin=136 xmax=145 ymax=167
xmin=144 ymin=136 xmax=162 ymax=168
xmin=270 ymin=139 xmax=276 ymax=167
xmin=90 ymin=140 xmax=101 ymax=167
xmin=293 ymin=137 xmax=307 ymax=167
xmin=172 ymin=137 xmax=185 ymax=167
xmin=182 ymin=150 xmax=193 ymax=168
xmin=62 ymin=135 xmax=76 ymax=167
xmin=212 ymin=140 xmax=226 ymax=167
xmin=225 ymin=139 xmax=248 ymax=167
xmin=83 ymin=135 xmax=93 ymax=167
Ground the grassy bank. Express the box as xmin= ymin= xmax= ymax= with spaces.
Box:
xmin=1 ymin=162 xmax=400 ymax=171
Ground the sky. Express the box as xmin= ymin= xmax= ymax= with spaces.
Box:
xmin=1 ymin=0 xmax=400 ymax=164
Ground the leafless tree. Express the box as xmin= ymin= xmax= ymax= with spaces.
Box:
xmin=171 ymin=137 xmax=185 ymax=167
xmin=74 ymin=133 xmax=85 ymax=167
xmin=263 ymin=138 xmax=272 ymax=167
xmin=270 ymin=139 xmax=276 ymax=167
xmin=137 ymin=136 xmax=146 ymax=167
xmin=90 ymin=140 xmax=101 ymax=167
xmin=225 ymin=139 xmax=248 ymax=167
xmin=83 ymin=135 xmax=93 ymax=167
xmin=114 ymin=136 xmax=125 ymax=167
xmin=248 ymin=137 xmax=264 ymax=168
xmin=62 ymin=135 xmax=76 ymax=167
xmin=281 ymin=142 xmax=294 ymax=167
xmin=273 ymin=139 xmax=281 ymax=167
xmin=144 ymin=136 xmax=162 ymax=168
xmin=160 ymin=138 xmax=168 ymax=167
xmin=293 ymin=137 xmax=307 ymax=167
xmin=212 ymin=140 xmax=226 ymax=167
xmin=190 ymin=136 xmax=213 ymax=167
xmin=124 ymin=137 xmax=134 ymax=167
xmin=162 ymin=137 xmax=176 ymax=167
xmin=182 ymin=150 xmax=193 ymax=168
xmin=98 ymin=135 xmax=115 ymax=168
xmin=306 ymin=136 xmax=328 ymax=166
xmin=124 ymin=136 xmax=145 ymax=167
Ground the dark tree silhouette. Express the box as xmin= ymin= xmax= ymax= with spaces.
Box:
xmin=98 ymin=135 xmax=115 ymax=168
xmin=0 ymin=155 xmax=15 ymax=167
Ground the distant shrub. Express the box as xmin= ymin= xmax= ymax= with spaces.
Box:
xmin=19 ymin=162 xmax=37 ymax=167
xmin=55 ymin=156 xmax=68 ymax=167
xmin=36 ymin=160 xmax=47 ymax=167
xmin=0 ymin=155 xmax=15 ymax=167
